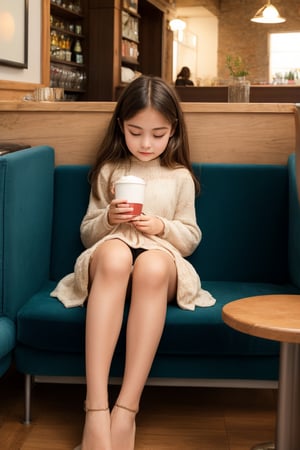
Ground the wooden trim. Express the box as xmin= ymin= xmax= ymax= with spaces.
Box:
xmin=0 ymin=101 xmax=293 ymax=113
xmin=181 ymin=102 xmax=295 ymax=113
xmin=0 ymin=101 xmax=116 ymax=112
xmin=42 ymin=0 xmax=50 ymax=87
xmin=0 ymin=98 xmax=294 ymax=114
xmin=0 ymin=101 xmax=295 ymax=166
xmin=0 ymin=80 xmax=41 ymax=91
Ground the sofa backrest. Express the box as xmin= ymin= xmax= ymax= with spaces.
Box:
xmin=189 ymin=163 xmax=289 ymax=282
xmin=50 ymin=165 xmax=90 ymax=281
xmin=288 ymin=153 xmax=300 ymax=288
xmin=50 ymin=162 xmax=290 ymax=284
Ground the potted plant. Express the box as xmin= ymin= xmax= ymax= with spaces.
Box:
xmin=226 ymin=55 xmax=249 ymax=78
xmin=226 ymin=55 xmax=250 ymax=103
xmin=285 ymin=71 xmax=295 ymax=84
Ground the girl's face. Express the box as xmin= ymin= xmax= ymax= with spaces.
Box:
xmin=123 ymin=107 xmax=174 ymax=161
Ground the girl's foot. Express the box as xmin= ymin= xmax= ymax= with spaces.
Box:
xmin=81 ymin=404 xmax=112 ymax=450
xmin=111 ymin=404 xmax=138 ymax=450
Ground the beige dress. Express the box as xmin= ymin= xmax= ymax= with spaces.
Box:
xmin=51 ymin=157 xmax=216 ymax=310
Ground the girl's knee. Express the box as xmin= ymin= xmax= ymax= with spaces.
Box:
xmin=90 ymin=240 xmax=133 ymax=279
xmin=133 ymin=251 xmax=174 ymax=286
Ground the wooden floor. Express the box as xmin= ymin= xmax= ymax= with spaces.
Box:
xmin=0 ymin=368 xmax=277 ymax=450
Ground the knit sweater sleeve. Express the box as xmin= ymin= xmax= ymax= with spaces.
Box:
xmin=158 ymin=171 xmax=201 ymax=257
xmin=80 ymin=168 xmax=116 ymax=248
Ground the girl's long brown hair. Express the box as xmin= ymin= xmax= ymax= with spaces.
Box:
xmin=89 ymin=75 xmax=200 ymax=197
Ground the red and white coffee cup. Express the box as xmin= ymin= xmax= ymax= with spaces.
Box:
xmin=115 ymin=175 xmax=146 ymax=215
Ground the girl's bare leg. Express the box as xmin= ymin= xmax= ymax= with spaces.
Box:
xmin=111 ymin=250 xmax=177 ymax=450
xmin=81 ymin=239 xmax=133 ymax=450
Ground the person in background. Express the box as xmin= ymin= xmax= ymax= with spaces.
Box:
xmin=175 ymin=66 xmax=194 ymax=86
xmin=51 ymin=75 xmax=215 ymax=450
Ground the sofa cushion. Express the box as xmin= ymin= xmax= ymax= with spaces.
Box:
xmin=160 ymin=280 xmax=300 ymax=356
xmin=17 ymin=280 xmax=300 ymax=358
xmin=17 ymin=281 xmax=85 ymax=354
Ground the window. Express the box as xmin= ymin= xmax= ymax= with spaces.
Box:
xmin=173 ymin=29 xmax=197 ymax=83
xmin=269 ymin=32 xmax=300 ymax=84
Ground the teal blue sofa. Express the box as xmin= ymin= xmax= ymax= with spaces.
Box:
xmin=0 ymin=317 xmax=15 ymax=377
xmin=2 ymin=145 xmax=300 ymax=423
xmin=0 ymin=145 xmax=54 ymax=379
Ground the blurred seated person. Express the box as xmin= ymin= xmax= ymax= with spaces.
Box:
xmin=175 ymin=67 xmax=194 ymax=86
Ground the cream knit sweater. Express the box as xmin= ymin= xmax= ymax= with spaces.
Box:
xmin=51 ymin=157 xmax=215 ymax=310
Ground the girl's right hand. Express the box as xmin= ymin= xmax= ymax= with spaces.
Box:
xmin=108 ymin=199 xmax=134 ymax=225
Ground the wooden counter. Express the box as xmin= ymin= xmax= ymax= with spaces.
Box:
xmin=0 ymin=101 xmax=296 ymax=166
xmin=176 ymin=85 xmax=300 ymax=103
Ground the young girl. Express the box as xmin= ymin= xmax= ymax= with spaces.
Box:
xmin=51 ymin=75 xmax=215 ymax=450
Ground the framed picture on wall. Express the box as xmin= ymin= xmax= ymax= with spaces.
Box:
xmin=0 ymin=0 xmax=28 ymax=68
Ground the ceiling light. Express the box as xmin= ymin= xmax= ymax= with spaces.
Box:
xmin=251 ymin=0 xmax=286 ymax=23
xmin=169 ymin=18 xmax=186 ymax=31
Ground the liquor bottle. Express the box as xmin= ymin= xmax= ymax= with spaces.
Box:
xmin=72 ymin=39 xmax=83 ymax=64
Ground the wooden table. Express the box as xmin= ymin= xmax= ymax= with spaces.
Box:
xmin=222 ymin=295 xmax=300 ymax=450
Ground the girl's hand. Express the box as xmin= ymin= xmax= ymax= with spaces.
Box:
xmin=131 ymin=214 xmax=165 ymax=236
xmin=108 ymin=199 xmax=135 ymax=225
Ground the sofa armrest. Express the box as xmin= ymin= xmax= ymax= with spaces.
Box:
xmin=0 ymin=145 xmax=55 ymax=320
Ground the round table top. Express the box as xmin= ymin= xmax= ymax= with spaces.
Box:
xmin=222 ymin=295 xmax=300 ymax=343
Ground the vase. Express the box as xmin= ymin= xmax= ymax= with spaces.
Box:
xmin=228 ymin=76 xmax=250 ymax=103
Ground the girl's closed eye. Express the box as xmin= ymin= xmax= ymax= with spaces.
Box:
xmin=129 ymin=131 xmax=165 ymax=139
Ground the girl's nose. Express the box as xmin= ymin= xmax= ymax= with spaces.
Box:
xmin=141 ymin=135 xmax=151 ymax=149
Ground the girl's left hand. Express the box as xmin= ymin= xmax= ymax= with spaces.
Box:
xmin=131 ymin=214 xmax=164 ymax=236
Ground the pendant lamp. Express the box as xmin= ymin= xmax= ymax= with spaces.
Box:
xmin=251 ymin=0 xmax=286 ymax=23
xmin=169 ymin=18 xmax=186 ymax=31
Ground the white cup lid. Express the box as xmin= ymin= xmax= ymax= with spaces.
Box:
xmin=115 ymin=175 xmax=145 ymax=185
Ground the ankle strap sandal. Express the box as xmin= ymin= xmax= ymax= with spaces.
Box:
xmin=115 ymin=403 xmax=138 ymax=414
xmin=84 ymin=401 xmax=109 ymax=412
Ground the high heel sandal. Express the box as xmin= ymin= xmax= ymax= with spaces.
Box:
xmin=73 ymin=402 xmax=110 ymax=450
